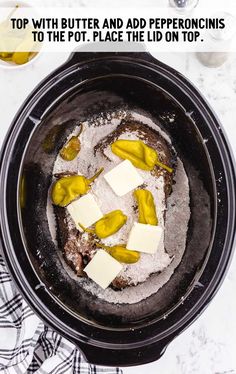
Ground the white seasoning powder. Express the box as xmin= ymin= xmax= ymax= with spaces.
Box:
xmin=48 ymin=111 xmax=190 ymax=304
xmin=78 ymin=157 xmax=190 ymax=304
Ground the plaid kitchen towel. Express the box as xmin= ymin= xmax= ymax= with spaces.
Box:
xmin=0 ymin=255 xmax=122 ymax=374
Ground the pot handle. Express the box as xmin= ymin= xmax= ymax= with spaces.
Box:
xmin=74 ymin=338 xmax=172 ymax=366
xmin=65 ymin=42 xmax=161 ymax=67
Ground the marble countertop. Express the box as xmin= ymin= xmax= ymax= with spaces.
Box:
xmin=0 ymin=48 xmax=236 ymax=374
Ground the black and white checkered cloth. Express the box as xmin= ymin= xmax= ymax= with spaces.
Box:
xmin=0 ymin=254 xmax=122 ymax=374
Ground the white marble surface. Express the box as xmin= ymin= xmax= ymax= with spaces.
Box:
xmin=0 ymin=1 xmax=236 ymax=372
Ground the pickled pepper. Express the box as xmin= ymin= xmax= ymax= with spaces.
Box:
xmin=60 ymin=125 xmax=83 ymax=161
xmin=96 ymin=243 xmax=140 ymax=264
xmin=51 ymin=168 xmax=103 ymax=207
xmin=95 ymin=210 xmax=127 ymax=238
xmin=79 ymin=210 xmax=127 ymax=238
xmin=134 ymin=189 xmax=158 ymax=225
xmin=111 ymin=139 xmax=173 ymax=173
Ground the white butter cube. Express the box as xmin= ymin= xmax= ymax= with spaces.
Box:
xmin=127 ymin=223 xmax=163 ymax=254
xmin=67 ymin=193 xmax=103 ymax=231
xmin=84 ymin=250 xmax=123 ymax=289
xmin=104 ymin=160 xmax=143 ymax=196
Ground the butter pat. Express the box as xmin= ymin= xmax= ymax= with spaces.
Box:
xmin=127 ymin=223 xmax=163 ymax=254
xmin=67 ymin=193 xmax=103 ymax=231
xmin=84 ymin=250 xmax=123 ymax=289
xmin=104 ymin=160 xmax=143 ymax=196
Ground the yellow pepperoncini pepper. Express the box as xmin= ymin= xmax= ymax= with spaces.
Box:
xmin=20 ymin=174 xmax=26 ymax=209
xmin=42 ymin=125 xmax=62 ymax=153
xmin=95 ymin=210 xmax=127 ymax=238
xmin=79 ymin=210 xmax=127 ymax=239
xmin=96 ymin=243 xmax=140 ymax=264
xmin=134 ymin=189 xmax=158 ymax=225
xmin=60 ymin=136 xmax=81 ymax=161
xmin=51 ymin=168 xmax=103 ymax=207
xmin=59 ymin=125 xmax=83 ymax=161
xmin=12 ymin=51 xmax=30 ymax=65
xmin=111 ymin=139 xmax=173 ymax=173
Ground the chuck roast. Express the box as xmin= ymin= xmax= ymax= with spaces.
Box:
xmin=54 ymin=120 xmax=176 ymax=289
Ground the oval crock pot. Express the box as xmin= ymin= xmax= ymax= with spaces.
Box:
xmin=0 ymin=50 xmax=235 ymax=367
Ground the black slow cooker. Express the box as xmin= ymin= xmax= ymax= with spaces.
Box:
xmin=0 ymin=51 xmax=235 ymax=366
